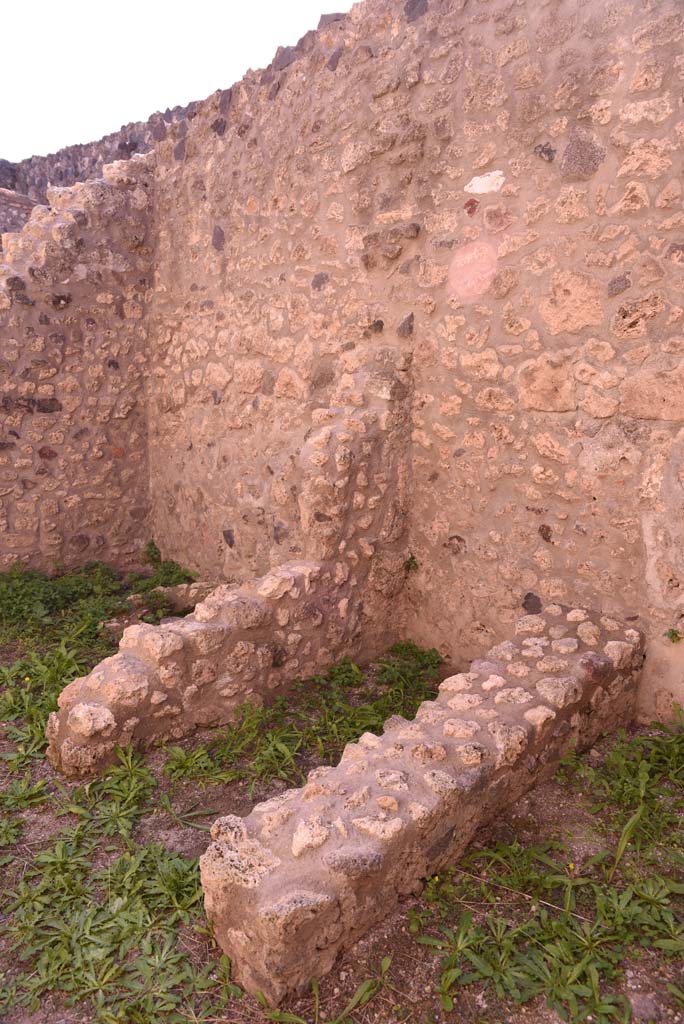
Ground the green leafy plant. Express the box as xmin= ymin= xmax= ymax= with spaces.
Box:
xmin=409 ymin=720 xmax=684 ymax=1024
xmin=259 ymin=957 xmax=393 ymax=1024
xmin=162 ymin=644 xmax=443 ymax=791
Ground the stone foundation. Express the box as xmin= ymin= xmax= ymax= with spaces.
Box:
xmin=200 ymin=604 xmax=644 ymax=1005
xmin=47 ymin=561 xmax=361 ymax=776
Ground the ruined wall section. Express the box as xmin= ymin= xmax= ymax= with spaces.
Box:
xmin=7 ymin=105 xmax=193 ymax=202
xmin=0 ymin=155 xmax=154 ymax=570
xmin=145 ymin=12 xmax=417 ymax=653
xmin=389 ymin=0 xmax=684 ymax=719
xmin=202 ymin=605 xmax=645 ymax=1003
xmin=144 ymin=0 xmax=684 ymax=715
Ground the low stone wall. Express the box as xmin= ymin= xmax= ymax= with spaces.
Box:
xmin=47 ymin=560 xmax=360 ymax=776
xmin=200 ymin=605 xmax=645 ymax=1005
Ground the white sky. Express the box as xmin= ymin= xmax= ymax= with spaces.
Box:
xmin=2 ymin=0 xmax=355 ymax=163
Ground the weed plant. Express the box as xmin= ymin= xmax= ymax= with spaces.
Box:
xmin=163 ymin=643 xmax=442 ymax=793
xmin=1 ymin=562 xmax=682 ymax=1023
xmin=408 ymin=722 xmax=684 ymax=1024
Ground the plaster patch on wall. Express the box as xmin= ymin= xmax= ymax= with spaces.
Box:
xmin=447 ymin=241 xmax=498 ymax=303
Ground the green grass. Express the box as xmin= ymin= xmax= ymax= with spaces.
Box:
xmin=0 ymin=549 xmax=195 ymax=773
xmin=0 ymin=544 xmax=195 ymax=659
xmin=408 ymin=721 xmax=684 ymax=1024
xmin=0 ymin=562 xmax=682 ymax=1023
xmin=0 ymin=564 xmax=442 ymax=1022
xmin=0 ymin=749 xmax=242 ymax=1022
xmin=163 ymin=643 xmax=442 ymax=793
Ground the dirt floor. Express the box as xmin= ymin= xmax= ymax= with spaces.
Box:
xmin=2 ymin=719 xmax=682 ymax=1024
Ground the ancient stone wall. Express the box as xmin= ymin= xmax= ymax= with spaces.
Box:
xmin=0 ymin=156 xmax=154 ymax=570
xmin=4 ymin=0 xmax=684 ymax=718
xmin=141 ymin=0 xmax=684 ymax=717
xmin=5 ymin=105 xmax=193 ymax=202
xmin=48 ymin=561 xmax=357 ymax=775
xmin=389 ymin=0 xmax=684 ymax=722
xmin=0 ymin=189 xmax=38 ymax=248
xmin=0 ymin=161 xmax=17 ymax=192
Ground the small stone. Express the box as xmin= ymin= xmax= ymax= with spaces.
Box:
xmin=577 ymin=622 xmax=601 ymax=645
xmin=408 ymin=801 xmax=430 ymax=822
xmin=482 ymin=674 xmax=507 ymax=691
xmin=536 ymin=655 xmax=568 ymax=673
xmin=515 ymin=615 xmax=546 ymax=636
xmin=323 ymin=848 xmax=382 ymax=877
xmin=560 ymin=129 xmax=606 ymax=180
xmin=210 ymin=815 xmax=248 ymax=845
xmin=447 ymin=693 xmax=484 ymax=711
xmin=488 ymin=640 xmax=519 ymax=660
xmin=397 ymin=312 xmax=414 ymax=337
xmin=524 ymin=705 xmax=556 ymax=730
xmin=536 ymin=676 xmax=582 ymax=709
xmin=457 ymin=743 xmax=485 ymax=766
xmin=256 ymin=570 xmax=296 ymax=600
xmin=311 ymin=272 xmax=330 ymax=290
xmin=488 ymin=722 xmax=528 ymax=767
xmin=291 ymin=816 xmax=331 ymax=857
xmin=411 ymin=742 xmax=447 ymax=763
xmin=345 ymin=786 xmax=370 ymax=808
xmin=551 ymin=638 xmax=579 ymax=654
xmin=423 ymin=769 xmax=459 ymax=794
xmin=567 ymin=608 xmax=588 ymax=622
xmin=375 ymin=769 xmax=409 ymax=791
xmin=534 ymin=142 xmax=556 ymax=162
xmin=404 ymin=0 xmax=428 ymax=22
xmin=440 ymin=672 xmax=477 ymax=692
xmin=464 ymin=170 xmax=505 ymax=194
xmin=352 ymin=816 xmax=404 ymax=841
xmin=495 ymin=687 xmax=533 ymax=704
xmin=66 ymin=703 xmax=116 ymax=739
xmin=603 ymin=640 xmax=634 ymax=670
xmin=443 ymin=718 xmax=480 ymax=738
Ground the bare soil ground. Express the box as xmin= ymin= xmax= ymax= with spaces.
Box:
xmin=1 ymin=718 xmax=682 ymax=1024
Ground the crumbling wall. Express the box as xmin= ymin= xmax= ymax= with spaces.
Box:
xmin=5 ymin=0 xmax=684 ymax=718
xmin=384 ymin=0 xmax=684 ymax=723
xmin=145 ymin=34 xmax=415 ymax=648
xmin=0 ymin=156 xmax=154 ymax=570
xmin=47 ymin=360 xmax=413 ymax=774
xmin=143 ymin=0 xmax=684 ymax=717
xmin=6 ymin=105 xmax=193 ymax=202
xmin=48 ymin=561 xmax=353 ymax=775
